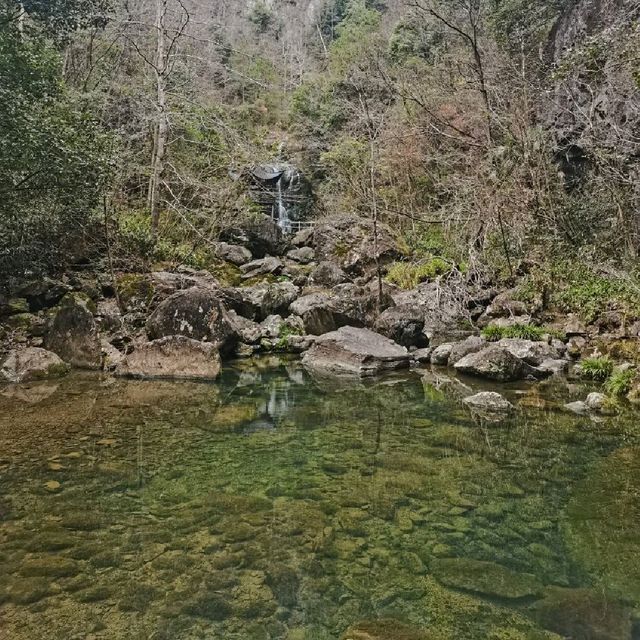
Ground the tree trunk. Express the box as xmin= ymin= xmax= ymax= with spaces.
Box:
xmin=148 ymin=0 xmax=168 ymax=241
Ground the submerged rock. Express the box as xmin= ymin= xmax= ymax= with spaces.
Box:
xmin=302 ymin=327 xmax=410 ymax=376
xmin=463 ymin=392 xmax=513 ymax=413
xmin=115 ymin=336 xmax=221 ymax=380
xmin=45 ymin=293 xmax=101 ymax=369
xmin=432 ymin=557 xmax=542 ymax=600
xmin=454 ymin=346 xmax=543 ymax=382
xmin=0 ymin=347 xmax=69 ymax=383
xmin=530 ymin=586 xmax=632 ymax=640
xmin=341 ymin=619 xmax=431 ymax=640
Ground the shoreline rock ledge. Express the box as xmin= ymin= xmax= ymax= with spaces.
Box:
xmin=301 ymin=326 xmax=410 ymax=377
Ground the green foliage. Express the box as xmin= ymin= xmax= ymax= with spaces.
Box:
xmin=579 ymin=356 xmax=614 ymax=382
xmin=0 ymin=22 xmax=111 ymax=283
xmin=385 ymin=258 xmax=451 ymax=289
xmin=248 ymin=2 xmax=274 ymax=34
xmin=551 ymin=261 xmax=640 ymax=323
xmin=604 ymin=368 xmax=636 ymax=397
xmin=275 ymin=323 xmax=304 ymax=351
xmin=481 ymin=323 xmax=546 ymax=342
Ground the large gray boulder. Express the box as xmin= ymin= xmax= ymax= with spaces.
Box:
xmin=313 ymin=214 xmax=401 ymax=278
xmin=220 ymin=217 xmax=286 ymax=258
xmin=215 ymin=242 xmax=252 ymax=267
xmin=234 ymin=282 xmax=300 ymax=321
xmin=146 ymin=287 xmax=233 ymax=350
xmin=374 ymin=304 xmax=427 ymax=348
xmin=44 ymin=294 xmax=102 ymax=369
xmin=239 ymin=256 xmax=283 ymax=280
xmin=454 ymin=345 xmax=544 ymax=382
xmin=309 ymin=261 xmax=348 ymax=287
xmin=115 ymin=336 xmax=221 ymax=380
xmin=392 ymin=281 xmax=473 ymax=344
xmin=291 ymin=284 xmax=392 ymax=336
xmin=496 ymin=338 xmax=564 ymax=367
xmin=302 ymin=327 xmax=410 ymax=376
xmin=448 ymin=335 xmax=486 ymax=366
xmin=0 ymin=347 xmax=70 ymax=383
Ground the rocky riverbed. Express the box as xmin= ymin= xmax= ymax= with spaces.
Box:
xmin=0 ymin=360 xmax=639 ymax=639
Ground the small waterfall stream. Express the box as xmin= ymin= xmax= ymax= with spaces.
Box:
xmin=276 ymin=176 xmax=291 ymax=233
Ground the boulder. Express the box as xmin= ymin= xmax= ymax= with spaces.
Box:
xmin=463 ymin=391 xmax=514 ymax=413
xmin=392 ymin=281 xmax=473 ymax=343
xmin=115 ymin=336 xmax=221 ymax=380
xmin=291 ymin=227 xmax=314 ymax=247
xmin=374 ymin=304 xmax=427 ymax=348
xmin=538 ymin=358 xmax=569 ymax=376
xmin=585 ymin=392 xmax=607 ymax=412
xmin=448 ymin=335 xmax=486 ymax=366
xmin=259 ymin=314 xmax=305 ymax=339
xmin=454 ymin=345 xmax=543 ymax=382
xmin=313 ymin=214 xmax=401 ymax=278
xmin=44 ymin=294 xmax=102 ymax=369
xmin=412 ymin=347 xmax=434 ymax=364
xmin=286 ymin=246 xmax=315 ymax=264
xmin=431 ymin=343 xmax=453 ymax=365
xmin=220 ymin=217 xmax=286 ymax=258
xmin=234 ymin=282 xmax=300 ymax=321
xmin=0 ymin=348 xmax=70 ymax=383
xmin=239 ymin=257 xmax=283 ymax=280
xmin=478 ymin=288 xmax=533 ymax=324
xmin=302 ymin=327 xmax=410 ymax=376
xmin=496 ymin=338 xmax=564 ymax=366
xmin=0 ymin=297 xmax=29 ymax=318
xmin=150 ymin=269 xmax=219 ymax=300
xmin=146 ymin=287 xmax=234 ymax=351
xmin=16 ymin=278 xmax=70 ymax=311
xmin=309 ymin=261 xmax=349 ymax=287
xmin=564 ymin=400 xmax=590 ymax=415
xmin=215 ymin=242 xmax=252 ymax=266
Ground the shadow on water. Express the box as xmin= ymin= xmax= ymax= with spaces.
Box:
xmin=0 ymin=357 xmax=639 ymax=639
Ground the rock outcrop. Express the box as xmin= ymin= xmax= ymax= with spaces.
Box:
xmin=302 ymin=327 xmax=410 ymax=376
xmin=374 ymin=304 xmax=427 ymax=348
xmin=115 ymin=336 xmax=221 ymax=380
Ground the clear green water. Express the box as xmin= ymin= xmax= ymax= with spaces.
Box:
xmin=0 ymin=358 xmax=639 ymax=639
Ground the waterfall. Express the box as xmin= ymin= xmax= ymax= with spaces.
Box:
xmin=276 ymin=176 xmax=291 ymax=233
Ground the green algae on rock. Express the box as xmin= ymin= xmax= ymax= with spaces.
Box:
xmin=431 ymin=558 xmax=543 ymax=600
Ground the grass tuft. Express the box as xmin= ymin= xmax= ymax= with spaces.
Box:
xmin=579 ymin=356 xmax=614 ymax=382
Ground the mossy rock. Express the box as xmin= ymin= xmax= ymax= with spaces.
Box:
xmin=116 ymin=273 xmax=155 ymax=310
xmin=529 ymin=586 xmax=632 ymax=640
xmin=564 ymin=446 xmax=640 ymax=605
xmin=341 ymin=619 xmax=432 ymax=640
xmin=181 ymin=592 xmax=232 ymax=620
xmin=431 ymin=557 xmax=543 ymax=600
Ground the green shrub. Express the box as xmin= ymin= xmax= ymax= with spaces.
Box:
xmin=579 ymin=356 xmax=614 ymax=382
xmin=385 ymin=258 xmax=451 ymax=289
xmin=604 ymin=368 xmax=636 ymax=396
xmin=481 ymin=323 xmax=546 ymax=342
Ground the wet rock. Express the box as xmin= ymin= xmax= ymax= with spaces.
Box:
xmin=302 ymin=327 xmax=410 ymax=376
xmin=5 ymin=578 xmax=51 ymax=605
xmin=234 ymin=281 xmax=300 ymax=321
xmin=232 ymin=571 xmax=277 ymax=619
xmin=341 ymin=619 xmax=431 ymax=640
xmin=215 ymin=242 xmax=252 ymax=266
xmin=463 ymin=392 xmax=513 ymax=413
xmin=146 ymin=287 xmax=233 ymax=350
xmin=101 ymin=338 xmax=124 ymax=371
xmin=287 ymin=246 xmax=315 ymax=264
xmin=530 ymin=586 xmax=632 ymax=640
xmin=313 ymin=214 xmax=401 ymax=278
xmin=448 ymin=336 xmax=486 ymax=366
xmin=538 ymin=359 xmax=569 ymax=376
xmin=454 ymin=346 xmax=544 ymax=382
xmin=20 ymin=556 xmax=79 ymax=578
xmin=45 ymin=293 xmax=101 ymax=369
xmin=374 ymin=304 xmax=427 ymax=348
xmin=309 ymin=261 xmax=349 ymax=287
xmin=496 ymin=338 xmax=564 ymax=366
xmin=412 ymin=347 xmax=434 ymax=363
xmin=182 ymin=592 xmax=232 ymax=620
xmin=431 ymin=343 xmax=453 ymax=365
xmin=115 ymin=336 xmax=221 ymax=380
xmin=240 ymin=256 xmax=284 ymax=280
xmin=432 ymin=557 xmax=542 ymax=599
xmin=0 ymin=347 xmax=69 ymax=383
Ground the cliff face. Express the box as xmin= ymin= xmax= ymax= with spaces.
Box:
xmin=545 ymin=0 xmax=640 ymax=181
